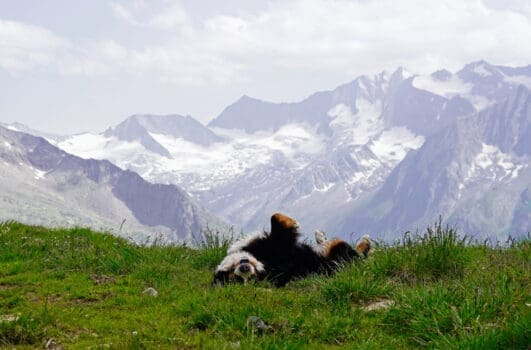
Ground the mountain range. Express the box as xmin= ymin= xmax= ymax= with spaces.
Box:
xmin=2 ymin=60 xmax=529 ymax=240
xmin=0 ymin=125 xmax=224 ymax=242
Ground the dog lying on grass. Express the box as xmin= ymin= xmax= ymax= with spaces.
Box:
xmin=213 ymin=213 xmax=371 ymax=287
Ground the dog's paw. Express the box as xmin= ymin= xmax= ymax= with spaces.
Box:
xmin=315 ymin=229 xmax=327 ymax=245
xmin=355 ymin=234 xmax=371 ymax=258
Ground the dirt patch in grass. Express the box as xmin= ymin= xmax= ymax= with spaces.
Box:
xmin=362 ymin=299 xmax=395 ymax=312
xmin=0 ymin=313 xmax=20 ymax=322
xmin=89 ymin=274 xmax=116 ymax=285
xmin=0 ymin=282 xmax=21 ymax=291
xmin=68 ymin=296 xmax=101 ymax=305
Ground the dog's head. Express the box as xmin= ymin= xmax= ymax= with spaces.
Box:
xmin=212 ymin=252 xmax=265 ymax=285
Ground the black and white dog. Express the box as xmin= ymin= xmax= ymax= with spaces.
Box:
xmin=213 ymin=213 xmax=371 ymax=287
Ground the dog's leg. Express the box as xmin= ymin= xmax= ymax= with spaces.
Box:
xmin=355 ymin=235 xmax=371 ymax=258
xmin=314 ymin=229 xmax=327 ymax=245
xmin=270 ymin=213 xmax=300 ymax=241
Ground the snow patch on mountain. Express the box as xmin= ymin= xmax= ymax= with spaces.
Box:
xmin=59 ymin=133 xmax=146 ymax=160
xmin=6 ymin=125 xmax=20 ymax=132
xmin=212 ymin=123 xmax=325 ymax=161
xmin=299 ymin=182 xmax=336 ymax=199
xmin=32 ymin=168 xmax=47 ymax=180
xmin=369 ymin=127 xmax=425 ymax=166
xmin=58 ymin=123 xmax=326 ymax=193
xmin=472 ymin=64 xmax=493 ymax=77
xmin=151 ymin=133 xmax=250 ymax=174
xmin=503 ymin=74 xmax=531 ymax=89
xmin=412 ymin=74 xmax=473 ymax=98
xmin=153 ymin=123 xmax=325 ymax=186
xmin=328 ymin=100 xmax=383 ymax=145
xmin=462 ymin=143 xmax=525 ymax=189
xmin=412 ymin=72 xmax=500 ymax=111
xmin=467 ymin=95 xmax=494 ymax=111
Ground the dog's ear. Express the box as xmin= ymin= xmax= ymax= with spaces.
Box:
xmin=212 ymin=270 xmax=230 ymax=286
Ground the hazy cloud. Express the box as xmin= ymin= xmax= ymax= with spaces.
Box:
xmin=150 ymin=3 xmax=192 ymax=30
xmin=3 ymin=0 xmax=531 ymax=84
xmin=109 ymin=1 xmax=143 ymax=26
xmin=1 ymin=0 xmax=531 ymax=133
xmin=110 ymin=0 xmax=192 ymax=30
xmin=0 ymin=19 xmax=67 ymax=71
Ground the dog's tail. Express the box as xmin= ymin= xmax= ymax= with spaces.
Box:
xmin=355 ymin=235 xmax=371 ymax=258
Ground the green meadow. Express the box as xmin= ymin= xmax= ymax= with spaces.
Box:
xmin=0 ymin=221 xmax=529 ymax=349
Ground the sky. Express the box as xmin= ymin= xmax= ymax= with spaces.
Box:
xmin=1 ymin=0 xmax=531 ymax=134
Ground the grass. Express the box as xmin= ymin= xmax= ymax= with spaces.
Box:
xmin=0 ymin=220 xmax=529 ymax=349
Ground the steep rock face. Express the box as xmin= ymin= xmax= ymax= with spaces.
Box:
xmin=342 ymin=86 xmax=530 ymax=238
xmin=457 ymin=61 xmax=529 ymax=102
xmin=476 ymin=86 xmax=531 ymax=156
xmin=0 ymin=126 xmax=224 ymax=241
xmin=512 ymin=188 xmax=531 ymax=234
xmin=343 ymin=119 xmax=483 ymax=235
xmin=112 ymin=173 xmax=206 ymax=235
xmin=382 ymin=78 xmax=475 ymax=135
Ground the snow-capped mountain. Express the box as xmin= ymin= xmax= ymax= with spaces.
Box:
xmin=11 ymin=60 xmax=530 ymax=239
xmin=341 ymin=85 xmax=530 ymax=239
xmin=57 ymin=68 xmax=432 ymax=233
xmin=0 ymin=122 xmax=68 ymax=143
xmin=0 ymin=125 xmax=225 ymax=242
xmin=102 ymin=114 xmax=223 ymax=157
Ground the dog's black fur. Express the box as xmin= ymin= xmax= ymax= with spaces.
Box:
xmin=213 ymin=213 xmax=370 ymax=287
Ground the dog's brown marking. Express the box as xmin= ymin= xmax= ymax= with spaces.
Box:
xmin=356 ymin=242 xmax=370 ymax=255
xmin=322 ymin=239 xmax=346 ymax=257
xmin=270 ymin=213 xmax=300 ymax=241
xmin=355 ymin=236 xmax=371 ymax=257
xmin=271 ymin=213 xmax=298 ymax=230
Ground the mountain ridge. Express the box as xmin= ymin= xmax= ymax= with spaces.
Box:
xmin=341 ymin=85 xmax=530 ymax=238
xmin=0 ymin=125 xmax=226 ymax=241
xmin=4 ymin=60 xmax=530 ymax=239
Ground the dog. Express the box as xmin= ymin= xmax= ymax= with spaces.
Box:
xmin=213 ymin=213 xmax=371 ymax=286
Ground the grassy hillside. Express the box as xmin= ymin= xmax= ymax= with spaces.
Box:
xmin=0 ymin=221 xmax=529 ymax=349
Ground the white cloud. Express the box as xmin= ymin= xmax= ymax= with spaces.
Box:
xmin=59 ymin=40 xmax=129 ymax=76
xmin=0 ymin=19 xmax=67 ymax=71
xmin=107 ymin=0 xmax=531 ymax=81
xmin=199 ymin=0 xmax=531 ymax=74
xmin=110 ymin=1 xmax=144 ymax=26
xmin=126 ymin=46 xmax=242 ymax=85
xmin=110 ymin=0 xmax=192 ymax=31
xmin=150 ymin=3 xmax=191 ymax=30
xmin=2 ymin=0 xmax=531 ymax=85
